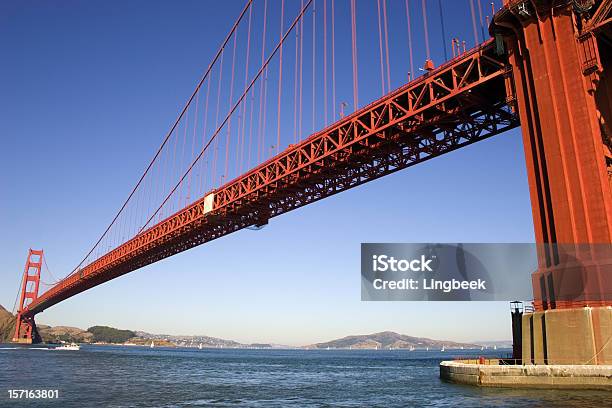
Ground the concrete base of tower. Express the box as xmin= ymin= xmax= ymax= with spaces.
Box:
xmin=440 ymin=361 xmax=612 ymax=390
xmin=11 ymin=337 xmax=33 ymax=344
xmin=522 ymin=307 xmax=611 ymax=365
xmin=439 ymin=306 xmax=612 ymax=390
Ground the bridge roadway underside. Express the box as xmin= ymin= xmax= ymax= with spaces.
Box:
xmin=26 ymin=40 xmax=519 ymax=317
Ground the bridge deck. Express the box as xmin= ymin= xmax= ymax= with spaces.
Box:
xmin=25 ymin=39 xmax=519 ymax=316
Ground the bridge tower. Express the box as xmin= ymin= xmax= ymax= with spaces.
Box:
xmin=12 ymin=249 xmax=43 ymax=344
xmin=494 ymin=0 xmax=612 ymax=364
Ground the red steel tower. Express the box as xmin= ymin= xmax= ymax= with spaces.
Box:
xmin=12 ymin=249 xmax=43 ymax=344
xmin=494 ymin=0 xmax=612 ymax=364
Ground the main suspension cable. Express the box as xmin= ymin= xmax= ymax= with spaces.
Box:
xmin=139 ymin=0 xmax=314 ymax=233
xmin=67 ymin=0 xmax=254 ymax=278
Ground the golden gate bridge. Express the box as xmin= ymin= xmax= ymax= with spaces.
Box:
xmin=11 ymin=0 xmax=612 ymax=366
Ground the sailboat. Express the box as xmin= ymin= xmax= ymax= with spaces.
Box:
xmin=409 ymin=345 xmax=415 ymax=351
xmin=150 ymin=341 xmax=155 ymax=348
xmin=441 ymin=345 xmax=445 ymax=352
xmin=493 ymin=345 xmax=497 ymax=350
xmin=426 ymin=347 xmax=429 ymax=351
xmin=198 ymin=343 xmax=203 ymax=350
xmin=481 ymin=346 xmax=484 ymax=351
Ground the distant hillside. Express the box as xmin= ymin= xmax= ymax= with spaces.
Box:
xmin=1 ymin=304 xmax=485 ymax=350
xmin=307 ymin=331 xmax=479 ymax=350
xmin=88 ymin=326 xmax=135 ymax=343
xmin=135 ymin=331 xmax=244 ymax=348
xmin=0 ymin=304 xmax=136 ymax=344
xmin=39 ymin=325 xmax=93 ymax=343
xmin=0 ymin=305 xmax=16 ymax=343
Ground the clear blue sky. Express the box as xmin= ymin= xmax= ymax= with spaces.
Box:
xmin=0 ymin=0 xmax=530 ymax=346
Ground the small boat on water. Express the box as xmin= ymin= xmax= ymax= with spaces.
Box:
xmin=198 ymin=343 xmax=203 ymax=350
xmin=150 ymin=341 xmax=155 ymax=348
xmin=55 ymin=343 xmax=80 ymax=351
xmin=441 ymin=345 xmax=445 ymax=352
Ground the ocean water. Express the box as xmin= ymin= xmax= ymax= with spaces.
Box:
xmin=0 ymin=345 xmax=609 ymax=407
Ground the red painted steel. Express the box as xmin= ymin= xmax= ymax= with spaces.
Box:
xmin=494 ymin=0 xmax=612 ymax=310
xmin=19 ymin=0 xmax=612 ymax=326
xmin=12 ymin=249 xmax=43 ymax=343
xmin=23 ymin=40 xmax=518 ymax=317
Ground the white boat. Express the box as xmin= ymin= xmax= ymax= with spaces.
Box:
xmin=198 ymin=343 xmax=203 ymax=350
xmin=493 ymin=345 xmax=497 ymax=350
xmin=409 ymin=346 xmax=415 ymax=351
xmin=150 ymin=341 xmax=155 ymax=348
xmin=481 ymin=346 xmax=484 ymax=351
xmin=441 ymin=346 xmax=445 ymax=352
xmin=55 ymin=342 xmax=80 ymax=351
xmin=426 ymin=347 xmax=429 ymax=351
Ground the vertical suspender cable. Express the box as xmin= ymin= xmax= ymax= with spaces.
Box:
xmin=262 ymin=67 xmax=269 ymax=158
xmin=382 ymin=0 xmax=391 ymax=92
xmin=477 ymin=0 xmax=485 ymax=42
xmin=312 ymin=0 xmax=316 ymax=134
xmin=469 ymin=0 xmax=479 ymax=46
xmin=179 ymin=104 xmax=189 ymax=207
xmin=225 ymin=31 xmax=238 ymax=180
xmin=240 ymin=5 xmax=253 ymax=173
xmin=405 ymin=0 xmax=414 ymax=79
xmin=298 ymin=0 xmax=304 ymax=140
xmin=350 ymin=0 xmax=358 ymax=110
xmin=276 ymin=0 xmax=285 ymax=154
xmin=199 ymin=78 xmax=211 ymax=194
xmin=438 ymin=0 xmax=448 ymax=61
xmin=257 ymin=0 xmax=268 ymax=163
xmin=187 ymin=91 xmax=199 ymax=204
xmin=293 ymin=12 xmax=299 ymax=144
xmin=323 ymin=0 xmax=328 ymax=126
xmin=421 ymin=0 xmax=430 ymax=61
xmin=377 ymin=0 xmax=385 ymax=94
xmin=330 ymin=0 xmax=336 ymax=121
xmin=170 ymin=113 xmax=179 ymax=211
xmin=212 ymin=52 xmax=224 ymax=185
xmin=247 ymin=76 xmax=255 ymax=169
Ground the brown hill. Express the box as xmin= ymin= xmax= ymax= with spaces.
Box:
xmin=39 ymin=325 xmax=93 ymax=343
xmin=307 ymin=331 xmax=479 ymax=350
xmin=0 ymin=304 xmax=16 ymax=343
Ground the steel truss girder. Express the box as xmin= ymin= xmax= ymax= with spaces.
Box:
xmin=26 ymin=40 xmax=518 ymax=316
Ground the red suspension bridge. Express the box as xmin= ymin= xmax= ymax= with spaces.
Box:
xmin=12 ymin=0 xmax=612 ymax=365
